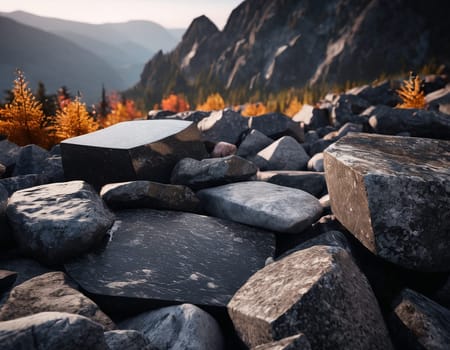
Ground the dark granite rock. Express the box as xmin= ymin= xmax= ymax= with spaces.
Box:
xmin=389 ymin=288 xmax=450 ymax=350
xmin=367 ymin=105 xmax=450 ymax=140
xmin=197 ymin=109 xmax=248 ymax=144
xmin=0 ymin=174 xmax=48 ymax=196
xmin=0 ymin=163 xmax=5 ymax=177
xmin=0 ymin=271 xmax=16 ymax=294
xmin=197 ymin=181 xmax=322 ymax=233
xmin=148 ymin=110 xmax=211 ymax=123
xmin=426 ymin=85 xmax=450 ymax=115
xmin=100 ymin=181 xmax=201 ymax=213
xmin=252 ymin=334 xmax=311 ymax=350
xmin=307 ymin=152 xmax=324 ymax=172
xmin=0 ymin=184 xmax=13 ymax=247
xmin=249 ymin=113 xmax=304 ymax=143
xmin=307 ymin=138 xmax=335 ymax=157
xmin=61 ymin=120 xmax=208 ymax=190
xmin=228 ymin=245 xmax=393 ymax=349
xmin=303 ymin=130 xmax=319 ymax=144
xmin=254 ymin=136 xmax=310 ymax=171
xmin=41 ymin=154 xmax=65 ymax=183
xmin=330 ymin=94 xmax=371 ymax=127
xmin=12 ymin=144 xmax=50 ymax=177
xmin=0 ymin=259 xmax=53 ymax=292
xmin=104 ymin=330 xmax=155 ymax=350
xmin=119 ymin=304 xmax=224 ymax=350
xmin=293 ymin=104 xmax=330 ymax=131
xmin=211 ymin=141 xmax=237 ymax=157
xmin=0 ymin=271 xmax=114 ymax=330
xmin=0 ymin=140 xmax=20 ymax=176
xmin=0 ymin=312 xmax=107 ymax=350
xmin=6 ymin=181 xmax=115 ymax=265
xmin=347 ymin=81 xmax=400 ymax=107
xmin=324 ymin=133 xmax=450 ymax=271
xmin=147 ymin=110 xmax=175 ymax=119
xmin=432 ymin=275 xmax=450 ymax=309
xmin=171 ymin=155 xmax=257 ymax=190
xmin=322 ymin=122 xmax=364 ymax=140
xmin=237 ymin=130 xmax=273 ymax=158
xmin=257 ymin=171 xmax=326 ymax=198
xmin=65 ymin=209 xmax=275 ymax=308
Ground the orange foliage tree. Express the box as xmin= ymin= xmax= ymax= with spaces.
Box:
xmin=241 ymin=102 xmax=267 ymax=117
xmin=284 ymin=97 xmax=302 ymax=117
xmin=98 ymin=92 xmax=143 ymax=128
xmin=196 ymin=93 xmax=225 ymax=111
xmin=396 ymin=72 xmax=426 ymax=109
xmin=161 ymin=93 xmax=190 ymax=112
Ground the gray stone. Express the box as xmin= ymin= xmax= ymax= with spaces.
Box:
xmin=432 ymin=276 xmax=450 ymax=309
xmin=293 ymin=104 xmax=329 ymax=131
xmin=324 ymin=133 xmax=450 ymax=271
xmin=61 ymin=120 xmax=208 ymax=190
xmin=237 ymin=129 xmax=273 ymax=159
xmin=0 ymin=163 xmax=5 ymax=177
xmin=211 ymin=141 xmax=237 ymax=157
xmin=41 ymin=154 xmax=65 ymax=183
xmin=307 ymin=152 xmax=324 ymax=172
xmin=6 ymin=181 xmax=115 ymax=265
xmin=0 ymin=184 xmax=13 ymax=246
xmin=0 ymin=311 xmax=107 ymax=350
xmin=426 ymin=85 xmax=450 ymax=115
xmin=252 ymin=334 xmax=311 ymax=350
xmin=390 ymin=288 xmax=450 ymax=350
xmin=255 ymin=136 xmax=310 ymax=171
xmin=100 ymin=181 xmax=201 ymax=213
xmin=347 ymin=81 xmax=400 ymax=107
xmin=0 ymin=271 xmax=115 ymax=330
xmin=0 ymin=271 xmax=16 ymax=294
xmin=257 ymin=171 xmax=326 ymax=198
xmin=330 ymin=94 xmax=371 ymax=126
xmin=119 ymin=304 xmax=224 ymax=350
xmin=367 ymin=105 xmax=450 ymax=140
xmin=0 ymin=258 xmax=53 ymax=289
xmin=303 ymin=130 xmax=319 ymax=144
xmin=0 ymin=174 xmax=48 ymax=196
xmin=197 ymin=181 xmax=322 ymax=233
xmin=322 ymin=122 xmax=364 ymax=140
xmin=149 ymin=110 xmax=211 ymax=123
xmin=197 ymin=109 xmax=248 ymax=144
xmin=0 ymin=140 xmax=20 ymax=176
xmin=249 ymin=113 xmax=304 ymax=143
xmin=228 ymin=245 xmax=393 ymax=349
xmin=147 ymin=110 xmax=176 ymax=119
xmin=12 ymin=144 xmax=50 ymax=177
xmin=171 ymin=155 xmax=257 ymax=190
xmin=105 ymin=330 xmax=155 ymax=350
xmin=65 ymin=209 xmax=275 ymax=308
xmin=307 ymin=138 xmax=335 ymax=157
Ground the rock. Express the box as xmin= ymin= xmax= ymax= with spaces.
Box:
xmin=6 ymin=181 xmax=115 ymax=265
xmin=322 ymin=122 xmax=364 ymax=140
xmin=211 ymin=141 xmax=237 ymax=157
xmin=320 ymin=193 xmax=330 ymax=210
xmin=257 ymin=171 xmax=326 ymax=197
xmin=252 ymin=334 xmax=311 ymax=350
xmin=0 ymin=271 xmax=115 ymax=330
xmin=228 ymin=245 xmax=392 ymax=349
xmin=197 ymin=181 xmax=322 ymax=233
xmin=104 ymin=330 xmax=155 ymax=350
xmin=171 ymin=155 xmax=257 ymax=190
xmin=330 ymin=94 xmax=371 ymax=126
xmin=0 ymin=184 xmax=13 ymax=247
xmin=0 ymin=271 xmax=16 ymax=294
xmin=173 ymin=110 xmax=211 ymax=123
xmin=249 ymin=113 xmax=304 ymax=143
xmin=292 ymin=104 xmax=330 ymax=131
xmin=303 ymin=130 xmax=319 ymax=144
xmin=390 ymin=288 xmax=450 ymax=350
xmin=65 ymin=209 xmax=275 ymax=309
xmin=426 ymin=85 xmax=450 ymax=115
xmin=0 ymin=258 xmax=53 ymax=289
xmin=0 ymin=139 xmax=20 ymax=176
xmin=367 ymin=105 xmax=450 ymax=140
xmin=0 ymin=163 xmax=5 ymax=177
xmin=197 ymin=109 xmax=248 ymax=144
xmin=307 ymin=138 xmax=335 ymax=157
xmin=254 ymin=136 xmax=310 ymax=171
xmin=347 ymin=80 xmax=400 ymax=107
xmin=100 ymin=181 xmax=201 ymax=213
xmin=0 ymin=311 xmax=107 ymax=350
xmin=61 ymin=120 xmax=208 ymax=190
xmin=307 ymin=152 xmax=324 ymax=172
xmin=41 ymin=154 xmax=65 ymax=183
xmin=119 ymin=304 xmax=224 ymax=350
xmin=0 ymin=174 xmax=48 ymax=196
xmin=324 ymin=133 xmax=450 ymax=271
xmin=236 ymin=129 xmax=273 ymax=158
xmin=147 ymin=109 xmax=176 ymax=119
xmin=432 ymin=276 xmax=450 ymax=309
xmin=12 ymin=144 xmax=50 ymax=177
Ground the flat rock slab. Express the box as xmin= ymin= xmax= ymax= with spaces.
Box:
xmin=65 ymin=209 xmax=275 ymax=308
xmin=197 ymin=181 xmax=322 ymax=233
xmin=61 ymin=120 xmax=207 ymax=189
xmin=324 ymin=133 xmax=450 ymax=271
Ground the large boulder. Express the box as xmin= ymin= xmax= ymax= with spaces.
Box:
xmin=324 ymin=133 xmax=450 ymax=271
xmin=104 ymin=330 xmax=155 ymax=350
xmin=249 ymin=113 xmax=304 ymax=143
xmin=228 ymin=245 xmax=392 ymax=349
xmin=197 ymin=109 xmax=248 ymax=144
xmin=61 ymin=120 xmax=208 ymax=190
xmin=6 ymin=181 xmax=115 ymax=265
xmin=171 ymin=155 xmax=257 ymax=190
xmin=119 ymin=304 xmax=224 ymax=350
xmin=100 ymin=181 xmax=201 ymax=213
xmin=65 ymin=209 xmax=275 ymax=309
xmin=0 ymin=312 xmax=107 ymax=350
xmin=0 ymin=271 xmax=115 ymax=330
xmin=237 ymin=129 xmax=273 ymax=158
xmin=197 ymin=181 xmax=322 ymax=233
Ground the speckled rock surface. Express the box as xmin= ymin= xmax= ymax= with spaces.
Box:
xmin=197 ymin=181 xmax=322 ymax=233
xmin=0 ymin=272 xmax=115 ymax=330
xmin=324 ymin=133 xmax=450 ymax=271
xmin=6 ymin=181 xmax=115 ymax=265
xmin=119 ymin=304 xmax=224 ymax=350
xmin=228 ymin=245 xmax=392 ymax=349
xmin=104 ymin=330 xmax=155 ymax=350
xmin=65 ymin=209 xmax=275 ymax=308
xmin=257 ymin=171 xmax=326 ymax=197
xmin=252 ymin=334 xmax=311 ymax=350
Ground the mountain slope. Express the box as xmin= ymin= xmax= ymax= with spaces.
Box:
xmin=0 ymin=16 xmax=124 ymax=104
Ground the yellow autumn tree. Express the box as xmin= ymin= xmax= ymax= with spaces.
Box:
xmin=397 ymin=72 xmax=426 ymax=109
xmin=284 ymin=97 xmax=302 ymax=117
xmin=0 ymin=70 xmax=49 ymax=148
xmin=241 ymin=102 xmax=267 ymax=117
xmin=54 ymin=95 xmax=98 ymax=141
xmin=98 ymin=92 xmax=143 ymax=128
xmin=196 ymin=93 xmax=225 ymax=111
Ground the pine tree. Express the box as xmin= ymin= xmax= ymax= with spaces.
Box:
xmin=396 ymin=72 xmax=426 ymax=109
xmin=0 ymin=70 xmax=49 ymax=147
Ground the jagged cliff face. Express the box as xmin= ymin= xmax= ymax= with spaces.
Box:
xmin=134 ymin=0 xmax=449 ymax=103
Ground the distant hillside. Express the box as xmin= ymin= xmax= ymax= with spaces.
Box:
xmin=0 ymin=16 xmax=124 ymax=104
xmin=1 ymin=11 xmax=184 ymax=88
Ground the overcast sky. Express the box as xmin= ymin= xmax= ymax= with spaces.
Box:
xmin=0 ymin=0 xmax=243 ymax=28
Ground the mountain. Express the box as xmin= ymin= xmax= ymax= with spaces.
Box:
xmin=131 ymin=0 xmax=450 ymax=108
xmin=1 ymin=11 xmax=183 ymax=87
xmin=0 ymin=16 xmax=124 ymax=104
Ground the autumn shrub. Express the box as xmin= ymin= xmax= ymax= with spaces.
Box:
xmin=98 ymin=92 xmax=143 ymax=128
xmin=161 ymin=93 xmax=190 ymax=112
xmin=196 ymin=93 xmax=225 ymax=111
xmin=396 ymin=72 xmax=426 ymax=109
xmin=283 ymin=97 xmax=302 ymax=117
xmin=241 ymin=102 xmax=267 ymax=117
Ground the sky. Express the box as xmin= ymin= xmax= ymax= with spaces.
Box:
xmin=0 ymin=0 xmax=243 ymax=29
